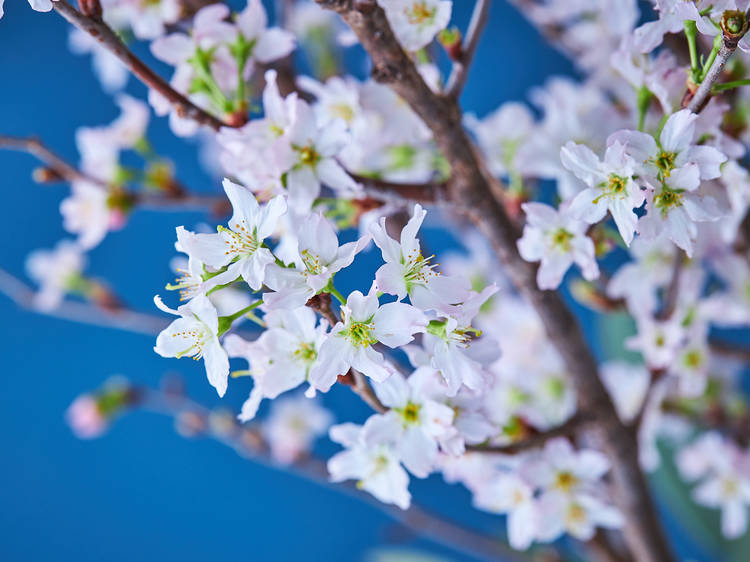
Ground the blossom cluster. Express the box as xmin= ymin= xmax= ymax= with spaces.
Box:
xmin=10 ymin=0 xmax=750 ymax=553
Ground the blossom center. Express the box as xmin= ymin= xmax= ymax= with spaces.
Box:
xmin=654 ymin=150 xmax=676 ymax=177
xmin=219 ymin=223 xmax=260 ymax=257
xmin=406 ymin=2 xmax=436 ymax=24
xmin=172 ymin=325 xmax=209 ymax=360
xmin=298 ymin=145 xmax=320 ymax=167
xmin=554 ymin=471 xmax=578 ymax=492
xmin=398 ymin=401 xmax=421 ymax=425
xmin=550 ymin=228 xmax=574 ymax=252
xmin=301 ymin=249 xmax=323 ymax=275
xmin=343 ymin=319 xmax=377 ymax=347
xmin=293 ymin=341 xmax=318 ymax=366
xmin=654 ymin=188 xmax=684 ymax=215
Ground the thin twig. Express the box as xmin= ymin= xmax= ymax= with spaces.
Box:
xmin=656 ymin=250 xmax=684 ymax=321
xmin=466 ymin=414 xmax=592 ymax=454
xmin=445 ymin=0 xmax=492 ymax=97
xmin=351 ymin=172 xmax=448 ymax=204
xmin=0 ymin=135 xmax=99 ymax=186
xmin=134 ymin=385 xmax=530 ymax=562
xmin=0 ymin=267 xmax=168 ymax=336
xmin=52 ymin=0 xmax=227 ymax=131
xmin=709 ymin=338 xmax=750 ymax=363
xmin=314 ymin=2 xmax=674 ymax=560
xmin=686 ymin=13 xmax=750 ymax=113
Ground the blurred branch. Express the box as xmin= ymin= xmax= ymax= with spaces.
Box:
xmin=710 ymin=338 xmax=750 ymax=363
xmin=466 ymin=414 xmax=592 ymax=454
xmin=351 ymin=172 xmax=449 ymax=205
xmin=52 ymin=0 xmax=228 ymax=131
xmin=0 ymin=134 xmax=228 ymax=213
xmin=132 ymin=384 xmax=532 ymax=562
xmin=0 ymin=267 xmax=168 ymax=336
xmin=445 ymin=0 xmax=492 ymax=97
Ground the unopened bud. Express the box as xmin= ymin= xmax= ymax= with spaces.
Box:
xmin=438 ymin=28 xmax=463 ymax=61
xmin=32 ymin=166 xmax=64 ymax=183
xmin=722 ymin=10 xmax=748 ymax=38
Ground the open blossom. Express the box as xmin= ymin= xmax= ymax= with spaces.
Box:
xmin=372 ymin=371 xmax=457 ymax=477
xmin=25 ymin=240 xmax=86 ymax=311
xmin=262 ymin=394 xmax=333 ymax=465
xmin=176 ymin=179 xmax=286 ymax=292
xmin=370 ymin=204 xmax=470 ymax=311
xmin=264 ymin=213 xmax=370 ymax=310
xmin=378 ymin=0 xmax=452 ymax=52
xmin=518 ymin=202 xmax=599 ymax=290
xmin=308 ymin=286 xmax=427 ymax=391
xmin=328 ymin=416 xmax=411 ymax=509
xmin=473 ymin=471 xmax=538 ymax=550
xmin=678 ymin=433 xmax=750 ymax=539
xmin=560 ymin=140 xmax=644 ymax=245
xmin=632 ymin=0 xmax=712 ymax=53
xmin=523 ymin=438 xmax=623 ymax=542
xmin=626 ymin=316 xmax=685 ymax=370
xmin=60 ymin=181 xmax=115 ymax=250
xmin=224 ymin=307 xmax=327 ymax=421
xmin=609 ymin=109 xmax=726 ymax=184
xmin=154 ymin=295 xmax=229 ymax=397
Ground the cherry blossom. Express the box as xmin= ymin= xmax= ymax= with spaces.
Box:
xmin=378 ymin=0 xmax=452 ymax=52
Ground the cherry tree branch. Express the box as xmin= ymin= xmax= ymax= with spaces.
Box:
xmin=0 ymin=134 xmax=228 ymax=212
xmin=351 ymin=173 xmax=449 ymax=204
xmin=445 ymin=0 xmax=492 ymax=97
xmin=133 ymin=384 xmax=533 ymax=562
xmin=51 ymin=0 xmax=228 ymax=131
xmin=313 ymin=2 xmax=674 ymax=560
xmin=0 ymin=267 xmax=169 ymax=336
xmin=465 ymin=414 xmax=593 ymax=454
xmin=686 ymin=12 xmax=750 ymax=113
xmin=709 ymin=338 xmax=750 ymax=363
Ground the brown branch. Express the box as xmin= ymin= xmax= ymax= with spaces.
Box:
xmin=52 ymin=0 xmax=228 ymax=131
xmin=656 ymin=250 xmax=684 ymax=321
xmin=445 ymin=0 xmax=491 ymax=97
xmin=709 ymin=338 xmax=750 ymax=363
xmin=0 ymin=135 xmax=100 ymax=186
xmin=686 ymin=12 xmax=750 ymax=113
xmin=466 ymin=414 xmax=592 ymax=454
xmin=313 ymin=2 xmax=674 ymax=560
xmin=133 ymin=384 xmax=531 ymax=562
xmin=0 ymin=134 xmax=228 ymax=213
xmin=350 ymin=172 xmax=448 ymax=204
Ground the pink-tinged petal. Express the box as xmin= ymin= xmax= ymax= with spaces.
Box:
xmin=667 ymin=163 xmax=700 ymax=191
xmin=632 ymin=20 xmax=670 ymax=53
xmin=203 ymin=340 xmax=229 ymax=397
xmin=508 ymin=502 xmax=537 ymax=550
xmin=560 ymin=142 xmax=604 ymax=187
xmin=329 ymin=422 xmax=361 ymax=447
xmin=373 ymin=302 xmax=426 ymax=347
xmin=517 ymin=227 xmax=545 ymax=262
xmin=255 ymin=28 xmax=296 ymax=63
xmin=678 ymin=145 xmax=727 ymax=180
xmin=664 ymin=208 xmax=695 ymax=257
xmin=298 ymin=213 xmax=338 ymax=264
xmin=235 ymin=0 xmax=267 ymax=39
xmin=150 ymin=33 xmax=193 ymax=65
xmin=659 ymin=109 xmax=697 ymax=153
xmin=607 ymin=130 xmax=657 ymax=170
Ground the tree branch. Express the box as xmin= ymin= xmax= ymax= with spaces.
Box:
xmin=0 ymin=134 xmax=98 ymax=185
xmin=51 ymin=0 xmax=228 ymax=131
xmin=445 ymin=0 xmax=492 ymax=97
xmin=686 ymin=12 xmax=750 ymax=113
xmin=465 ymin=414 xmax=592 ymax=454
xmin=133 ymin=384 xmax=531 ymax=562
xmin=350 ymin=172 xmax=448 ymax=204
xmin=313 ymin=2 xmax=674 ymax=560
xmin=0 ymin=267 xmax=169 ymax=336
